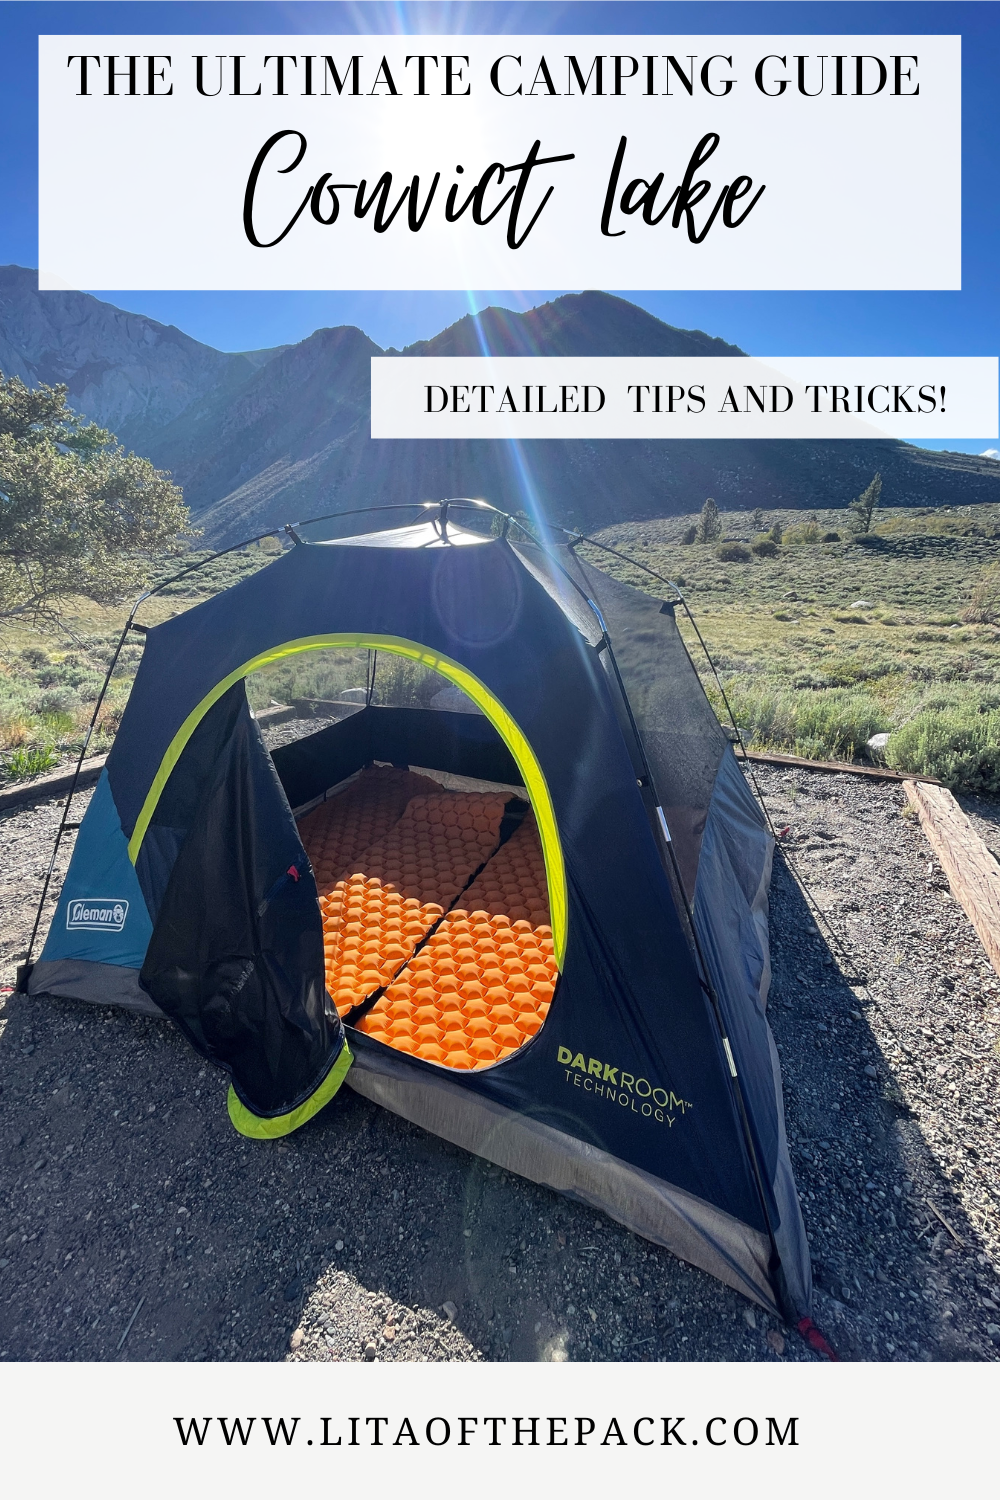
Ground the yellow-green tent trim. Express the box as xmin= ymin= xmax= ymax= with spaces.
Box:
xmin=126 ymin=633 xmax=568 ymax=968
xmin=227 ymin=1039 xmax=354 ymax=1139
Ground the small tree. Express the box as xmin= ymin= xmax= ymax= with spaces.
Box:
xmin=696 ymin=497 xmax=722 ymax=543
xmin=0 ymin=374 xmax=190 ymax=627
xmin=768 ymin=519 xmax=784 ymax=545
xmin=750 ymin=507 xmax=766 ymax=533
xmin=847 ymin=472 xmax=883 ymax=535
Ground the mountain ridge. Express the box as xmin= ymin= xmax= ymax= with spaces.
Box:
xmin=0 ymin=265 xmax=273 ymax=447
xmin=1 ymin=268 xmax=996 ymax=544
xmin=396 ymin=291 xmax=745 ymax=359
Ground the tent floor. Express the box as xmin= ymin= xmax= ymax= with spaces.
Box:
xmin=297 ymin=766 xmax=557 ymax=1070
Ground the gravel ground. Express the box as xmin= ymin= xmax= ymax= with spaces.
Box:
xmin=1 ymin=759 xmax=998 ymax=1363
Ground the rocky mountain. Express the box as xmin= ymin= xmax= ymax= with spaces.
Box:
xmin=2 ymin=270 xmax=997 ymax=544
xmin=140 ymin=322 xmax=379 ymax=532
xmin=140 ymin=290 xmax=752 ymax=541
xmin=0 ymin=265 xmax=272 ymax=449
xmin=396 ymin=292 xmax=743 ymax=359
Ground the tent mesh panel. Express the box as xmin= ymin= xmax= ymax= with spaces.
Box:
xmin=550 ymin=549 xmax=729 ymax=901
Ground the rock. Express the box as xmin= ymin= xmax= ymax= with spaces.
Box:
xmin=362 ymin=1341 xmax=377 ymax=1361
xmin=383 ymin=1325 xmax=396 ymax=1341
xmin=867 ymin=733 xmax=890 ymax=760
xmin=864 ymin=1064 xmax=878 ymax=1078
xmin=334 ymin=1240 xmax=344 ymax=1251
xmin=289 ymin=1328 xmax=304 ymax=1350
xmin=442 ymin=1301 xmax=458 ymax=1323
xmin=851 ymin=600 xmax=873 ymax=609
xmin=766 ymin=1329 xmax=785 ymax=1355
xmin=743 ymin=1308 xmax=757 ymax=1330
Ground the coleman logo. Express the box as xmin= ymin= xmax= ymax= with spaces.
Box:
xmin=556 ymin=1046 xmax=692 ymax=1127
xmin=66 ymin=899 xmax=129 ymax=932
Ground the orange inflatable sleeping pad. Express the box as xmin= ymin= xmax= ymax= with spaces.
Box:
xmin=358 ymin=811 xmax=559 ymax=1069
xmin=318 ymin=790 xmax=509 ymax=1016
xmin=298 ymin=765 xmax=442 ymax=897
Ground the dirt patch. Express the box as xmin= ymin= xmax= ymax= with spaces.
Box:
xmin=1 ymin=763 xmax=998 ymax=1362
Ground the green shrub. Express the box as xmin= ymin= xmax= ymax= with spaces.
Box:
xmin=35 ymin=687 xmax=80 ymax=717
xmin=823 ymin=657 xmax=897 ymax=686
xmin=716 ymin=541 xmax=752 ymax=563
xmin=247 ymin=647 xmax=369 ymax=709
xmin=782 ymin=521 xmax=823 ymax=546
xmin=38 ymin=710 xmax=75 ymax=740
xmin=680 ymin=525 xmax=697 ymax=545
xmin=886 ymin=708 xmax=1000 ymax=795
xmin=962 ymin=563 xmax=1000 ymax=624
xmin=712 ymin=680 xmax=889 ymax=761
xmin=821 ymin=531 xmax=841 ymax=542
xmin=246 ymin=645 xmax=452 ymax=713
xmin=3 ymin=744 xmax=58 ymax=780
xmin=751 ymin=537 xmax=779 ymax=558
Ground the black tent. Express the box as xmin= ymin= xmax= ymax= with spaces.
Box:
xmin=25 ymin=511 xmax=810 ymax=1323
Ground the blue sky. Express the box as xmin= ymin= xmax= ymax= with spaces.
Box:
xmin=1 ymin=1 xmax=998 ymax=453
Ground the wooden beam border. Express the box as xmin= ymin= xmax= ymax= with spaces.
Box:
xmin=904 ymin=778 xmax=1000 ymax=980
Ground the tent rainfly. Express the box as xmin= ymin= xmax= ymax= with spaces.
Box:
xmin=23 ymin=512 xmax=811 ymax=1325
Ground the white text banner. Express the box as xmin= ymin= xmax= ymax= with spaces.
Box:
xmin=38 ymin=35 xmax=960 ymax=291
xmin=370 ymin=358 xmax=998 ymax=440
